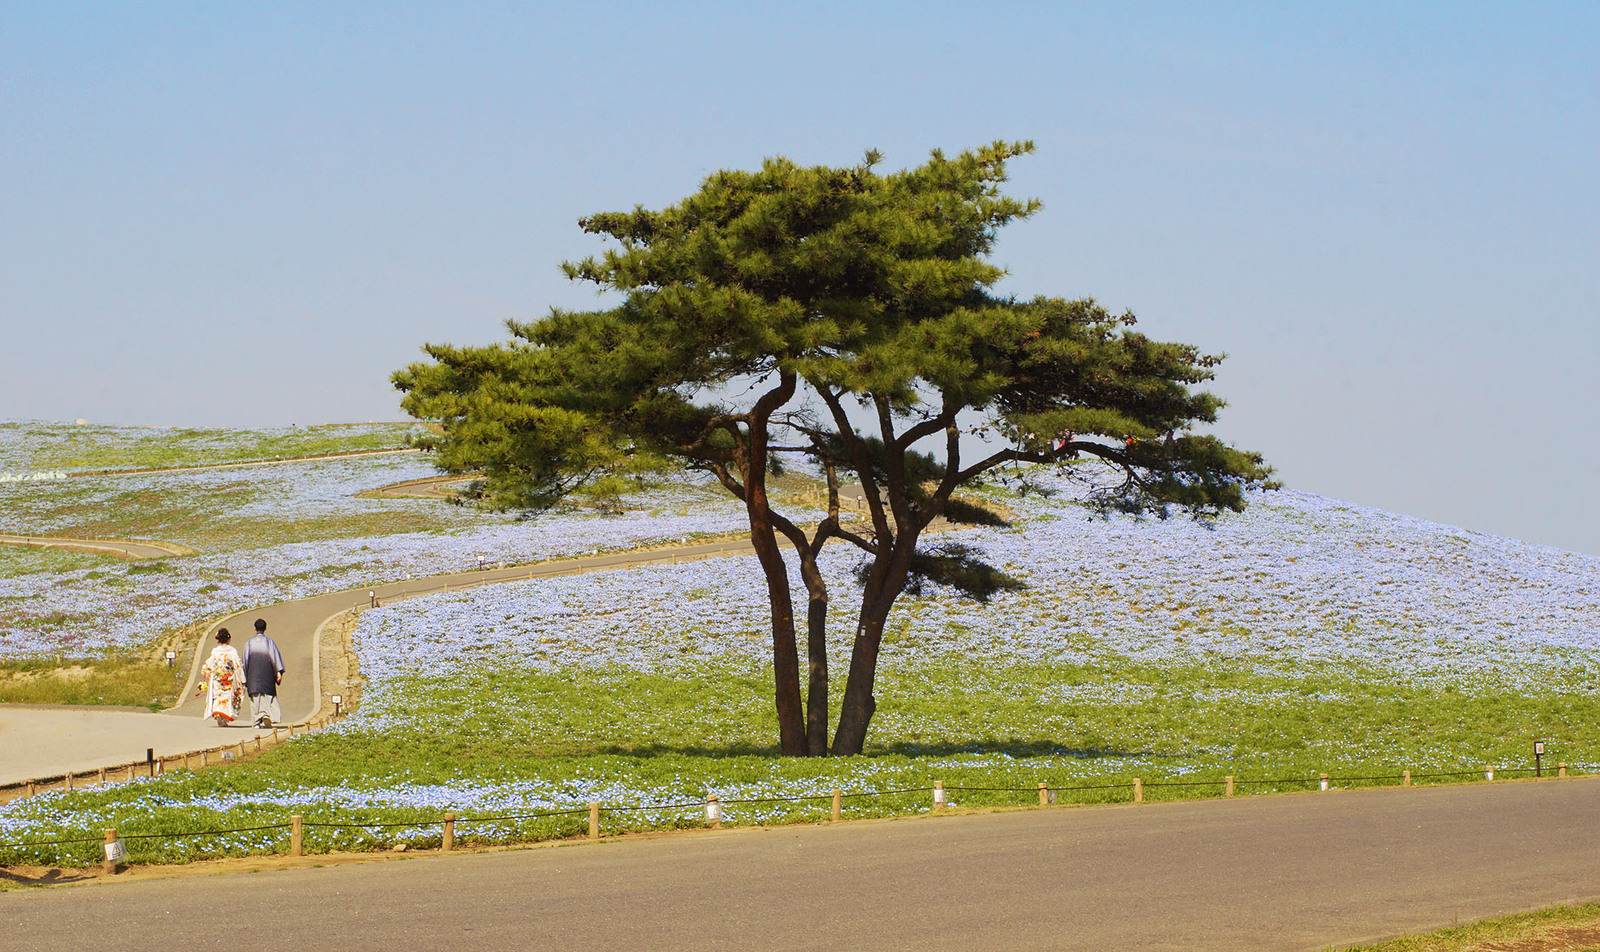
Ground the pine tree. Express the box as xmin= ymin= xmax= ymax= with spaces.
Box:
xmin=394 ymin=142 xmax=1275 ymax=755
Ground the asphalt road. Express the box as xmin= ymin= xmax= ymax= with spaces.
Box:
xmin=5 ymin=778 xmax=1600 ymax=952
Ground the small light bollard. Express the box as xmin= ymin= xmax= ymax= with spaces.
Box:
xmin=102 ymin=828 xmax=125 ymax=875
xmin=1535 ymin=741 xmax=1546 ymax=777
xmin=368 ymin=591 xmax=377 ymax=608
xmin=705 ymin=796 xmax=722 ymax=829
xmin=1319 ymin=773 xmax=1329 ymax=792
xmin=1485 ymin=768 xmax=1494 ymax=782
xmin=332 ymin=694 xmax=343 ymax=717
xmin=933 ymin=781 xmax=947 ymax=811
xmin=165 ymin=650 xmax=176 ymax=667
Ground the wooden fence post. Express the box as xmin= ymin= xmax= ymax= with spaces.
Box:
xmin=831 ymin=790 xmax=842 ymax=822
xmin=290 ymin=816 xmax=303 ymax=857
xmin=1403 ymin=770 xmax=1411 ymax=786
xmin=98 ymin=767 xmax=106 ymax=785
xmin=25 ymin=781 xmax=34 ymax=798
xmin=1132 ymin=778 xmax=1143 ymax=804
xmin=65 ymin=771 xmax=72 ymax=792
xmin=1560 ymin=763 xmax=1568 ymax=778
xmin=442 ymin=813 xmax=455 ymax=852
xmin=1038 ymin=782 xmax=1049 ymax=807
xmin=201 ymin=750 xmax=208 ymax=768
xmin=102 ymin=828 xmax=122 ymax=875
xmin=1225 ymin=776 xmax=1234 ymax=798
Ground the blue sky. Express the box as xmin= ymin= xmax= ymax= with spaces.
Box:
xmin=3 ymin=3 xmax=1596 ymax=554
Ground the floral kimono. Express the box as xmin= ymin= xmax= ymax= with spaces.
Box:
xmin=201 ymin=644 xmax=245 ymax=723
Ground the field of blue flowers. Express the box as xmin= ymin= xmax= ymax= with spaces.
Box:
xmin=3 ymin=422 xmax=1599 ymax=866
xmin=0 ymin=427 xmax=749 ymax=658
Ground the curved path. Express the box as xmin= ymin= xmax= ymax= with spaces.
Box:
xmin=6 ymin=778 xmax=1600 ymax=950
xmin=1 ymin=537 xmax=766 ymax=787
xmin=0 ymin=533 xmax=195 ymax=561
xmin=2 ymin=485 xmax=948 ymax=787
xmin=356 ymin=472 xmax=474 ymax=499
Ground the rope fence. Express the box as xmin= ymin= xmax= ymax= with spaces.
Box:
xmin=0 ymin=759 xmax=1583 ymax=872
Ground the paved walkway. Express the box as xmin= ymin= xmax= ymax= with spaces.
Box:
xmin=0 ymin=534 xmax=193 ymax=560
xmin=0 ymin=707 xmax=276 ymax=786
xmin=2 ymin=537 xmax=766 ymax=786
xmin=6 ymin=778 xmax=1600 ymax=950
xmin=4 ymin=479 xmax=892 ymax=786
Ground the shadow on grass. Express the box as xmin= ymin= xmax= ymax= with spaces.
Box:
xmin=592 ymin=739 xmax=1160 ymax=760
xmin=873 ymin=739 xmax=1160 ymax=760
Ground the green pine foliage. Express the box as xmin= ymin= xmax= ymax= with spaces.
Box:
xmin=394 ymin=142 xmax=1275 ymax=754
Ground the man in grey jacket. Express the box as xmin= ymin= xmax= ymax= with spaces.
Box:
xmin=242 ymin=618 xmax=285 ymax=728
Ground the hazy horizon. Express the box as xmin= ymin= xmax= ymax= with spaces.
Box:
xmin=4 ymin=3 xmax=1595 ymax=555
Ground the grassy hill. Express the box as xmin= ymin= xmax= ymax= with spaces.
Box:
xmin=2 ymin=424 xmax=1598 ymax=865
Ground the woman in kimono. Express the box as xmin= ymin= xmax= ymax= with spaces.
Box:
xmin=200 ymin=628 xmax=245 ymax=726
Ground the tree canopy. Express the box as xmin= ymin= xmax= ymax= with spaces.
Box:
xmin=394 ymin=141 xmax=1275 ymax=756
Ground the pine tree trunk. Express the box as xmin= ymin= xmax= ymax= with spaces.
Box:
xmin=747 ymin=497 xmax=806 ymax=755
xmin=829 ymin=603 xmax=889 ymax=756
xmin=830 ymin=526 xmax=919 ymax=755
xmin=744 ymin=372 xmax=806 ymax=755
xmin=801 ymin=554 xmax=830 ymax=757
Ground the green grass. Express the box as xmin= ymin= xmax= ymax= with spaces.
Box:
xmin=0 ymin=652 xmax=190 ymax=708
xmin=4 ymin=422 xmax=418 ymax=473
xmin=6 ymin=481 xmax=463 ymax=554
xmin=6 ymin=652 xmax=1593 ymax=866
xmin=1341 ymin=901 xmax=1600 ymax=950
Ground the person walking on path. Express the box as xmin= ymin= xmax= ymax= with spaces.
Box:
xmin=242 ymin=618 xmax=285 ymax=728
xmin=199 ymin=629 xmax=245 ymax=726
